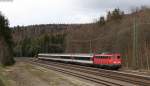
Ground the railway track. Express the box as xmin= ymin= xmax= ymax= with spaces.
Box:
xmin=41 ymin=61 xmax=150 ymax=86
xmin=34 ymin=62 xmax=124 ymax=86
xmin=23 ymin=58 xmax=150 ymax=86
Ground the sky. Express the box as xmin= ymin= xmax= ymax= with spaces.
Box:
xmin=0 ymin=0 xmax=150 ymax=27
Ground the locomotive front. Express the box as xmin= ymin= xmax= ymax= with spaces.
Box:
xmin=93 ymin=53 xmax=121 ymax=70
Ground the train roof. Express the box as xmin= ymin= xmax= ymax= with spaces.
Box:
xmin=94 ymin=53 xmax=121 ymax=56
xmin=38 ymin=53 xmax=121 ymax=58
xmin=38 ymin=53 xmax=94 ymax=57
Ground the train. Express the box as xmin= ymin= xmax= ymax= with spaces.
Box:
xmin=37 ymin=53 xmax=122 ymax=70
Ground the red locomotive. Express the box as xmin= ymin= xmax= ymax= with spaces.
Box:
xmin=93 ymin=53 xmax=121 ymax=69
xmin=38 ymin=53 xmax=121 ymax=70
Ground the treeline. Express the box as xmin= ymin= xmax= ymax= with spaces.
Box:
xmin=96 ymin=8 xmax=124 ymax=25
xmin=0 ymin=12 xmax=15 ymax=66
xmin=14 ymin=34 xmax=66 ymax=57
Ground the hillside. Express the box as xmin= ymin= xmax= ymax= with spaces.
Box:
xmin=12 ymin=7 xmax=150 ymax=69
xmin=66 ymin=8 xmax=150 ymax=69
xmin=12 ymin=24 xmax=68 ymax=42
xmin=12 ymin=24 xmax=87 ymax=56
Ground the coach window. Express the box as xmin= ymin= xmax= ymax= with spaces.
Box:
xmin=75 ymin=57 xmax=91 ymax=60
xmin=61 ymin=56 xmax=70 ymax=59
xmin=74 ymin=57 xmax=80 ymax=60
xmin=84 ymin=57 xmax=91 ymax=60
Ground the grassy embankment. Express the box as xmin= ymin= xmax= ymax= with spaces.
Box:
xmin=0 ymin=66 xmax=5 ymax=86
xmin=0 ymin=62 xmax=92 ymax=86
xmin=0 ymin=79 xmax=5 ymax=86
xmin=0 ymin=66 xmax=10 ymax=86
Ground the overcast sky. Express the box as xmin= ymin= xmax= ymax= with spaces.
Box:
xmin=0 ymin=0 xmax=150 ymax=26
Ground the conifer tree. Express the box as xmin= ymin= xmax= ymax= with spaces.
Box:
xmin=0 ymin=12 xmax=15 ymax=66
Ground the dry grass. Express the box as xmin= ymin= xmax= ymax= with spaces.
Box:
xmin=0 ymin=62 xmax=93 ymax=86
xmin=0 ymin=66 xmax=11 ymax=86
xmin=0 ymin=79 xmax=5 ymax=86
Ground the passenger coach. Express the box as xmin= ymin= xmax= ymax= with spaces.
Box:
xmin=38 ymin=53 xmax=121 ymax=70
